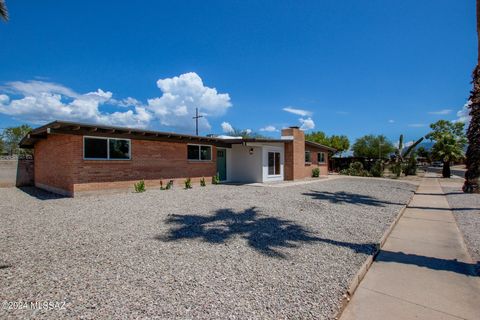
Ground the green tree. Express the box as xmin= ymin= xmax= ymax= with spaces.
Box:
xmin=305 ymin=131 xmax=350 ymax=155
xmin=426 ymin=120 xmax=467 ymax=178
xmin=2 ymin=124 xmax=32 ymax=155
xmin=463 ymin=0 xmax=480 ymax=192
xmin=0 ymin=136 xmax=4 ymax=154
xmin=416 ymin=146 xmax=431 ymax=162
xmin=0 ymin=0 xmax=8 ymax=22
xmin=352 ymin=135 xmax=395 ymax=159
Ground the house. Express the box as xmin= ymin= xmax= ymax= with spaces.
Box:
xmin=19 ymin=121 xmax=334 ymax=196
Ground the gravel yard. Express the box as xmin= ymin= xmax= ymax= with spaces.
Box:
xmin=0 ymin=177 xmax=415 ymax=320
xmin=443 ymin=185 xmax=480 ymax=262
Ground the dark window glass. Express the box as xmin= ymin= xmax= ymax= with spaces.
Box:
xmin=305 ymin=151 xmax=311 ymax=163
xmin=268 ymin=152 xmax=275 ymax=175
xmin=200 ymin=146 xmax=212 ymax=160
xmin=274 ymin=152 xmax=280 ymax=175
xmin=188 ymin=145 xmax=200 ymax=160
xmin=109 ymin=139 xmax=130 ymax=159
xmin=318 ymin=152 xmax=325 ymax=163
xmin=84 ymin=138 xmax=108 ymax=159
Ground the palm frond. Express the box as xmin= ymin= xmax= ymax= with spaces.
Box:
xmin=0 ymin=0 xmax=8 ymax=22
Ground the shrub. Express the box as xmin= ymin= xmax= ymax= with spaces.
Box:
xmin=391 ymin=162 xmax=402 ymax=177
xmin=370 ymin=160 xmax=384 ymax=177
xmin=403 ymin=156 xmax=417 ymax=176
xmin=160 ymin=180 xmax=165 ymax=190
xmin=184 ymin=178 xmax=192 ymax=189
xmin=134 ymin=180 xmax=146 ymax=193
xmin=312 ymin=167 xmax=320 ymax=178
xmin=212 ymin=173 xmax=220 ymax=185
xmin=166 ymin=180 xmax=173 ymax=190
xmin=200 ymin=177 xmax=206 ymax=187
xmin=339 ymin=161 xmax=372 ymax=177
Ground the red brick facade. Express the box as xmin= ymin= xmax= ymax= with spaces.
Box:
xmin=35 ymin=134 xmax=217 ymax=196
xmin=282 ymin=127 xmax=329 ymax=180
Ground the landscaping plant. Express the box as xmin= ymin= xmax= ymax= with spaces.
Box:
xmin=212 ymin=173 xmax=220 ymax=185
xmin=166 ymin=180 xmax=173 ymax=190
xmin=403 ymin=155 xmax=418 ymax=176
xmin=312 ymin=167 xmax=320 ymax=178
xmin=134 ymin=180 xmax=146 ymax=193
xmin=340 ymin=161 xmax=372 ymax=177
xmin=184 ymin=178 xmax=192 ymax=189
xmin=370 ymin=160 xmax=384 ymax=177
xmin=200 ymin=177 xmax=206 ymax=187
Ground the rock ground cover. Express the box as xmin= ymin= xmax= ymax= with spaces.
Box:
xmin=0 ymin=178 xmax=415 ymax=319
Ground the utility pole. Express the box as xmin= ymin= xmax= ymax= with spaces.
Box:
xmin=192 ymin=108 xmax=203 ymax=136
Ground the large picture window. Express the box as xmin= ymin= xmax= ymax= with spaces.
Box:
xmin=187 ymin=144 xmax=212 ymax=161
xmin=268 ymin=152 xmax=281 ymax=175
xmin=318 ymin=152 xmax=326 ymax=163
xmin=84 ymin=137 xmax=131 ymax=160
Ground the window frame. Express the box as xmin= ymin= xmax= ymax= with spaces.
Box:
xmin=318 ymin=152 xmax=326 ymax=164
xmin=267 ymin=151 xmax=281 ymax=176
xmin=187 ymin=144 xmax=213 ymax=162
xmin=83 ymin=136 xmax=131 ymax=161
xmin=305 ymin=150 xmax=312 ymax=164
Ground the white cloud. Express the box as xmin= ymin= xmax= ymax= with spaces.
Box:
xmin=299 ymin=117 xmax=315 ymax=130
xmin=259 ymin=125 xmax=278 ymax=132
xmin=408 ymin=123 xmax=426 ymax=128
xmin=221 ymin=121 xmax=234 ymax=133
xmin=0 ymin=72 xmax=232 ymax=132
xmin=283 ymin=106 xmax=312 ymax=117
xmin=388 ymin=119 xmax=395 ymax=123
xmin=245 ymin=129 xmax=252 ymax=134
xmin=428 ymin=109 xmax=452 ymax=115
xmin=456 ymin=101 xmax=471 ymax=123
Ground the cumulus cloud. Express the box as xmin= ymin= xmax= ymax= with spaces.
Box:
xmin=456 ymin=102 xmax=471 ymax=123
xmin=388 ymin=119 xmax=395 ymax=123
xmin=283 ymin=106 xmax=312 ymax=117
xmin=0 ymin=72 xmax=232 ymax=132
xmin=259 ymin=125 xmax=278 ymax=132
xmin=299 ymin=117 xmax=315 ymax=130
xmin=428 ymin=109 xmax=452 ymax=115
xmin=221 ymin=121 xmax=234 ymax=133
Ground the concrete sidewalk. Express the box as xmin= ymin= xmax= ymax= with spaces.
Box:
xmin=340 ymin=173 xmax=480 ymax=320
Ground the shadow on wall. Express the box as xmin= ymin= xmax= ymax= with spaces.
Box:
xmin=16 ymin=159 xmax=34 ymax=187
xmin=302 ymin=190 xmax=403 ymax=207
xmin=156 ymin=207 xmax=377 ymax=259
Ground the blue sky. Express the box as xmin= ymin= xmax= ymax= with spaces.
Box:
xmin=0 ymin=0 xmax=476 ymax=144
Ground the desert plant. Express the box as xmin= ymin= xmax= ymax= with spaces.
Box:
xmin=166 ymin=180 xmax=173 ymax=190
xmin=184 ymin=178 xmax=192 ymax=189
xmin=212 ymin=173 xmax=220 ymax=185
xmin=134 ymin=180 xmax=146 ymax=193
xmin=340 ymin=161 xmax=372 ymax=177
xmin=312 ymin=167 xmax=320 ymax=178
xmin=391 ymin=162 xmax=402 ymax=177
xmin=403 ymin=156 xmax=417 ymax=176
xmin=370 ymin=160 xmax=384 ymax=177
xmin=200 ymin=177 xmax=206 ymax=187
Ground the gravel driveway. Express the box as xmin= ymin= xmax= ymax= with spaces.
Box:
xmin=0 ymin=177 xmax=415 ymax=319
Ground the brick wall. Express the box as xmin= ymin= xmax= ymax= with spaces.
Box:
xmin=35 ymin=134 xmax=217 ymax=196
xmin=282 ymin=127 xmax=329 ymax=180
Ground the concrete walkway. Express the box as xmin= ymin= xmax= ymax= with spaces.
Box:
xmin=340 ymin=173 xmax=480 ymax=320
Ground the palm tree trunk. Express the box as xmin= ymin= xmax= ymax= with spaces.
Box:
xmin=463 ymin=0 xmax=480 ymax=193
xmin=443 ymin=161 xmax=451 ymax=178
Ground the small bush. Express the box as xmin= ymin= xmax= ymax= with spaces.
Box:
xmin=340 ymin=161 xmax=372 ymax=177
xmin=370 ymin=160 xmax=384 ymax=177
xmin=200 ymin=177 xmax=206 ymax=187
xmin=160 ymin=180 xmax=165 ymax=190
xmin=184 ymin=178 xmax=192 ymax=189
xmin=403 ymin=156 xmax=417 ymax=176
xmin=166 ymin=180 xmax=173 ymax=190
xmin=212 ymin=173 xmax=220 ymax=185
xmin=312 ymin=167 xmax=320 ymax=178
xmin=391 ymin=163 xmax=402 ymax=177
xmin=134 ymin=180 xmax=146 ymax=193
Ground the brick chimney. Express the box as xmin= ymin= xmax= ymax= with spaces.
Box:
xmin=281 ymin=126 xmax=305 ymax=180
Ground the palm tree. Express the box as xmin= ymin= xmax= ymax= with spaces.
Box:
xmin=464 ymin=0 xmax=480 ymax=192
xmin=0 ymin=0 xmax=8 ymax=22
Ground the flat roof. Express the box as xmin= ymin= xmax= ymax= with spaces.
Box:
xmin=19 ymin=120 xmax=286 ymax=148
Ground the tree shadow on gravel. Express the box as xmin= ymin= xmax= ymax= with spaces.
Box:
xmin=302 ymin=191 xmax=401 ymax=207
xmin=157 ymin=207 xmax=377 ymax=259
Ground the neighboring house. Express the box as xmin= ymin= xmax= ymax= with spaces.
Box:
xmin=19 ymin=121 xmax=334 ymax=196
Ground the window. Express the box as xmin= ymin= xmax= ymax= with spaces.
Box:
xmin=305 ymin=151 xmax=312 ymax=163
xmin=84 ymin=137 xmax=130 ymax=160
xmin=268 ymin=152 xmax=281 ymax=175
xmin=318 ymin=152 xmax=326 ymax=163
xmin=187 ymin=144 xmax=212 ymax=161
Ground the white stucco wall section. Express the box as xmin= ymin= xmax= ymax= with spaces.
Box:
xmin=229 ymin=142 xmax=284 ymax=183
